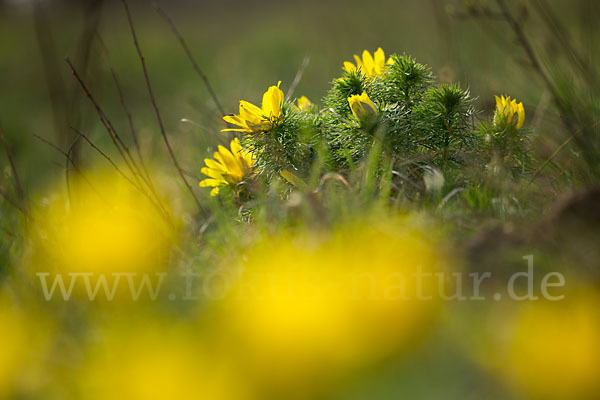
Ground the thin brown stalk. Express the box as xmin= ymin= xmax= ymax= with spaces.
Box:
xmin=122 ymin=0 xmax=202 ymax=211
xmin=0 ymin=124 xmax=26 ymax=207
xmin=154 ymin=3 xmax=225 ymax=116
xmin=528 ymin=136 xmax=573 ymax=185
xmin=391 ymin=170 xmax=425 ymax=192
xmin=318 ymin=173 xmax=353 ymax=192
xmin=530 ymin=0 xmax=597 ymax=89
xmin=65 ymin=56 xmax=169 ymax=214
xmin=65 ymin=135 xmax=82 ymax=201
xmin=0 ymin=185 xmax=25 ymax=215
xmin=33 ymin=2 xmax=69 ymax=147
xmin=34 ymin=134 xmax=105 ymax=203
xmin=182 ymin=169 xmax=200 ymax=182
xmin=65 ymin=57 xmax=139 ymax=179
xmin=495 ymin=0 xmax=560 ymax=103
xmin=94 ymin=33 xmax=171 ymax=217
xmin=95 ymin=32 xmax=148 ymax=176
xmin=66 ymin=0 xmax=105 ymax=151
xmin=286 ymin=56 xmax=311 ymax=101
xmin=494 ymin=0 xmax=591 ymax=167
xmin=72 ymin=128 xmax=138 ymax=189
xmin=73 ymin=128 xmax=173 ymax=224
xmin=0 ymin=225 xmax=17 ymax=238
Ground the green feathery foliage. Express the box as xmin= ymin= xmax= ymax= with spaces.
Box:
xmin=246 ymin=103 xmax=316 ymax=180
xmin=213 ymin=50 xmax=532 ymax=206
xmin=372 ymin=54 xmax=433 ymax=107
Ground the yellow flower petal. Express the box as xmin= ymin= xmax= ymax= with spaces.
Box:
xmin=362 ymin=50 xmax=375 ymax=75
xmin=495 ymin=95 xmax=502 ymax=110
xmin=510 ymin=99 xmax=518 ymax=115
xmin=220 ymin=83 xmax=285 ymax=134
xmin=221 ymin=127 xmax=252 ymax=133
xmin=216 ymin=146 xmax=243 ymax=180
xmin=353 ymin=54 xmax=363 ymax=70
xmin=229 ymin=137 xmax=243 ymax=156
xmin=239 ymin=100 xmax=263 ymax=116
xmin=204 ymin=158 xmax=225 ymax=171
xmin=373 ymin=47 xmax=385 ymax=75
xmin=296 ymin=96 xmax=312 ymax=111
xmin=200 ymin=167 xmax=224 ymax=181
xmin=343 ymin=61 xmax=356 ymax=73
xmin=262 ymin=82 xmax=283 ymax=120
xmin=230 ymin=138 xmax=253 ymax=176
xmin=348 ymin=92 xmax=378 ymax=120
xmin=199 ymin=178 xmax=224 ymax=188
xmin=516 ymin=102 xmax=525 ymax=129
xmin=239 ymin=101 xmax=264 ymax=129
xmin=222 ymin=114 xmax=248 ymax=129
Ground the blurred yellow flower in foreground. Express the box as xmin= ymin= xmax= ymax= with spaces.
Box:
xmin=0 ymin=292 xmax=50 ymax=398
xmin=0 ymin=300 xmax=28 ymax=397
xmin=222 ymin=81 xmax=284 ymax=133
xmin=199 ymin=138 xmax=255 ymax=196
xmin=463 ymin=288 xmax=600 ymax=400
xmin=29 ymin=169 xmax=174 ymax=280
xmin=81 ymin=320 xmax=247 ymax=400
xmin=493 ymin=95 xmax=525 ymax=130
xmin=507 ymin=291 xmax=600 ymax=399
xmin=343 ymin=47 xmax=393 ymax=77
xmin=216 ymin=216 xmax=447 ymax=395
xmin=348 ymin=91 xmax=378 ymax=120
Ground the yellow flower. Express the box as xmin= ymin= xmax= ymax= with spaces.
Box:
xmin=0 ymin=299 xmax=28 ymax=397
xmin=0 ymin=293 xmax=51 ymax=398
xmin=199 ymin=138 xmax=255 ymax=196
xmin=466 ymin=289 xmax=600 ymax=400
xmin=506 ymin=293 xmax=600 ymax=399
xmin=342 ymin=47 xmax=394 ymax=77
xmin=28 ymin=169 xmax=174 ymax=282
xmin=348 ymin=92 xmax=378 ymax=120
xmin=222 ymin=82 xmax=284 ymax=133
xmin=493 ymin=95 xmax=525 ymax=130
xmin=294 ymin=96 xmax=312 ymax=111
xmin=217 ymin=215 xmax=446 ymax=392
xmin=81 ymin=318 xmax=248 ymax=400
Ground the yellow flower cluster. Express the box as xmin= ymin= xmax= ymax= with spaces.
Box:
xmin=493 ymin=95 xmax=525 ymax=130
xmin=199 ymin=138 xmax=255 ymax=196
xmin=222 ymin=82 xmax=284 ymax=133
xmin=342 ymin=47 xmax=394 ymax=77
